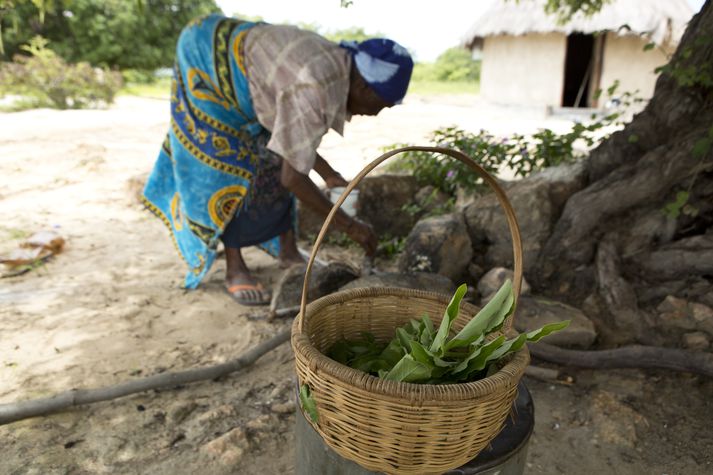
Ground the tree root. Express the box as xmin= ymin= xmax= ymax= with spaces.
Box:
xmin=529 ymin=342 xmax=713 ymax=377
xmin=0 ymin=329 xmax=292 ymax=426
xmin=3 ymin=327 xmax=712 ymax=426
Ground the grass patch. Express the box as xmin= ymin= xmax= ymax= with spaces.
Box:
xmin=119 ymin=77 xmax=171 ymax=99
xmin=409 ymin=80 xmax=479 ymax=96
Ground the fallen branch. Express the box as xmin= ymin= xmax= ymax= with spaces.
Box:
xmin=529 ymin=342 xmax=713 ymax=377
xmin=0 ymin=329 xmax=291 ymax=426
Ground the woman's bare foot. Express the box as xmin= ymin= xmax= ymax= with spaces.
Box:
xmin=278 ymin=228 xmax=306 ymax=268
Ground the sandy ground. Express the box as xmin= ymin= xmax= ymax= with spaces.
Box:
xmin=1 ymin=95 xmax=712 ymax=474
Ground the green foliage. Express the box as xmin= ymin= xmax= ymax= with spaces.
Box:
xmin=328 ymin=281 xmax=570 ymax=384
xmin=377 ymin=234 xmax=406 ymax=259
xmin=299 ymin=385 xmax=319 ymax=422
xmin=322 ymin=26 xmax=379 ymax=43
xmin=1 ymin=0 xmax=221 ymax=69
xmin=386 ymin=83 xmax=635 ymax=195
xmin=662 ymin=125 xmax=713 ymax=219
xmin=412 ymin=47 xmax=480 ymax=83
xmin=539 ymin=0 xmax=612 ymax=22
xmin=655 ymin=36 xmax=713 ymax=89
xmin=433 ymin=47 xmax=480 ymax=82
xmin=121 ymin=68 xmax=158 ymax=85
xmin=0 ymin=36 xmax=123 ymax=109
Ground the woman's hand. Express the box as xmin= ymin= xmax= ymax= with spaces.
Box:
xmin=346 ymin=218 xmax=378 ymax=257
xmin=325 ymin=172 xmax=349 ymax=189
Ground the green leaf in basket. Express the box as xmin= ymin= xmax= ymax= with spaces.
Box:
xmin=384 ymin=354 xmax=433 ymax=383
xmin=430 ymin=283 xmax=468 ymax=355
xmin=379 ymin=338 xmax=407 ymax=367
xmin=525 ymin=320 xmax=571 ymax=342
xmin=299 ymin=384 xmax=319 ymax=423
xmin=453 ymin=335 xmax=506 ymax=378
xmin=419 ymin=314 xmax=435 ymax=346
xmin=484 ymin=320 xmax=572 ymax=366
xmin=445 ymin=280 xmax=514 ymax=351
xmin=396 ymin=327 xmax=415 ymax=350
xmin=407 ymin=339 xmax=434 ymax=366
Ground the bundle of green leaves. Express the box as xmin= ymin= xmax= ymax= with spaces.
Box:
xmin=328 ymin=281 xmax=569 ymax=384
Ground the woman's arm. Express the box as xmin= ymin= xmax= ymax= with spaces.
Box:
xmin=313 ymin=153 xmax=348 ymax=188
xmin=280 ymin=159 xmax=377 ymax=256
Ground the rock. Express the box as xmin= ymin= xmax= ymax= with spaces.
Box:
xmin=357 ymin=174 xmax=420 ymax=237
xmin=464 ymin=161 xmax=586 ymax=275
xmin=196 ymin=404 xmax=236 ymax=423
xmin=341 ymin=272 xmax=455 ymax=296
xmin=268 ymin=380 xmax=293 ymax=400
xmin=467 ymin=262 xmax=485 ymax=282
xmin=477 ymin=267 xmax=531 ymax=299
xmin=296 ymin=197 xmax=329 ymax=240
xmin=201 ymin=427 xmax=248 ymax=464
xmin=590 ymin=391 xmax=647 ymax=448
xmin=270 ymin=262 xmax=359 ymax=311
xmin=245 ymin=414 xmax=278 ymax=445
xmin=656 ymin=296 xmax=713 ymax=336
xmin=455 ymin=185 xmax=478 ymax=211
xmin=682 ymin=332 xmax=710 ymax=351
xmin=692 ymin=302 xmax=713 ymax=335
xmin=271 ymin=401 xmax=296 ymax=415
xmin=245 ymin=414 xmax=272 ymax=431
xmin=701 ymin=291 xmax=713 ymax=309
xmin=398 ymin=213 xmax=472 ymax=281
xmin=167 ymin=402 xmax=198 ymax=425
xmin=414 ymin=186 xmax=451 ymax=215
xmin=514 ymin=295 xmax=597 ymax=349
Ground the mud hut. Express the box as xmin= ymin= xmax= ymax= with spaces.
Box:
xmin=462 ymin=0 xmax=693 ymax=109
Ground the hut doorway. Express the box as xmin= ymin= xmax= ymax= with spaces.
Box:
xmin=562 ymin=33 xmax=603 ymax=108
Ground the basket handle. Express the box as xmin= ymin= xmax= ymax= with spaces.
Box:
xmin=298 ymin=146 xmax=523 ymax=333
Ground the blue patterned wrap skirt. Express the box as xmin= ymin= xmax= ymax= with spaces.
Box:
xmin=143 ymin=15 xmax=293 ymax=289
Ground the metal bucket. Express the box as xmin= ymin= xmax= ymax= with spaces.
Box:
xmin=295 ymin=382 xmax=534 ymax=475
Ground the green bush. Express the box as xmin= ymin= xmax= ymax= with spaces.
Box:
xmin=432 ymin=47 xmax=480 ymax=82
xmin=1 ymin=0 xmax=221 ymax=70
xmin=121 ymin=68 xmax=158 ymax=85
xmin=0 ymin=36 xmax=123 ymax=110
xmin=412 ymin=48 xmax=480 ymax=84
xmin=386 ymin=115 xmax=620 ymax=195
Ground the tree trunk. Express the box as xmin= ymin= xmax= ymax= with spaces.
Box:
xmin=535 ymin=0 xmax=713 ymax=344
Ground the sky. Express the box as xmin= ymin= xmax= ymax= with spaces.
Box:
xmin=216 ymin=0 xmax=707 ymax=62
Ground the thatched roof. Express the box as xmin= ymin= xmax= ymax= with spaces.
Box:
xmin=462 ymin=0 xmax=694 ymax=48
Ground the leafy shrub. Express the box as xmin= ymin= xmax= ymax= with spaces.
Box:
xmin=432 ymin=47 xmax=480 ymax=82
xmin=0 ymin=36 xmax=123 ymax=110
xmin=386 ymin=88 xmax=635 ymax=195
xmin=121 ymin=68 xmax=158 ymax=85
xmin=412 ymin=48 xmax=480 ymax=83
xmin=1 ymin=0 xmax=221 ymax=70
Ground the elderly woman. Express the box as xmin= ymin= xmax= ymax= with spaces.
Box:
xmin=143 ymin=14 xmax=413 ymax=305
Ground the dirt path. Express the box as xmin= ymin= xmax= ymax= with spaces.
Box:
xmin=1 ymin=96 xmax=711 ymax=474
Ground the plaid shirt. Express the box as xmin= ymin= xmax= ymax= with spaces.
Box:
xmin=244 ymin=24 xmax=351 ymax=175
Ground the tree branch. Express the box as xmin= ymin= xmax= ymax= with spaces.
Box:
xmin=529 ymin=341 xmax=713 ymax=377
xmin=0 ymin=329 xmax=292 ymax=426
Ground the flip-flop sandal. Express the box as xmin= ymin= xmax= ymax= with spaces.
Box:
xmin=226 ymin=283 xmax=272 ymax=307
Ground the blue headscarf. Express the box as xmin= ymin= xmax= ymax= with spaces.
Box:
xmin=340 ymin=38 xmax=414 ymax=104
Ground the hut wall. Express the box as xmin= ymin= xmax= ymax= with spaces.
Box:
xmin=599 ymin=33 xmax=669 ymax=101
xmin=481 ymin=33 xmax=566 ymax=107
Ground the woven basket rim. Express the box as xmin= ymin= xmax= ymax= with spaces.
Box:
xmin=291 ymin=286 xmax=530 ymax=402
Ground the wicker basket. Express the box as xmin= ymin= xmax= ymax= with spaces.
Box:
xmin=291 ymin=146 xmax=530 ymax=474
